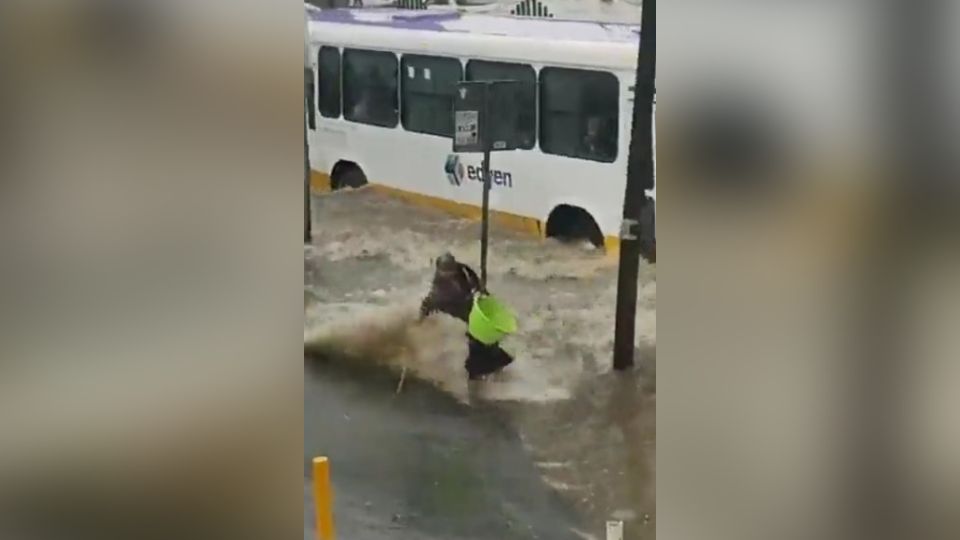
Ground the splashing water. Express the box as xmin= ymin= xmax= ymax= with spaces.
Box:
xmin=304 ymin=188 xmax=655 ymax=405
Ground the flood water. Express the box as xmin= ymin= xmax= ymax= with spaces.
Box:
xmin=305 ymin=187 xmax=655 ymax=539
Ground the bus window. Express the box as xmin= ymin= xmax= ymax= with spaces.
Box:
xmin=466 ymin=60 xmax=536 ymax=149
xmin=317 ymin=47 xmax=341 ymax=119
xmin=306 ymin=68 xmax=316 ymax=130
xmin=540 ymin=68 xmax=619 ymax=163
xmin=343 ymin=49 xmax=399 ymax=128
xmin=401 ymin=55 xmax=462 ymax=137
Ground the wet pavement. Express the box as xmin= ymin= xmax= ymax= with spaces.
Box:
xmin=304 ymin=188 xmax=655 ymax=539
xmin=304 ymin=360 xmax=585 ymax=540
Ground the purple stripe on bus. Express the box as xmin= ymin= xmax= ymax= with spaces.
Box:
xmin=308 ymin=8 xmax=458 ymax=32
xmin=306 ymin=7 xmax=640 ymax=43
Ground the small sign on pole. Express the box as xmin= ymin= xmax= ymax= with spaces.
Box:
xmin=453 ymin=82 xmax=485 ymax=154
xmin=454 ymin=109 xmax=480 ymax=149
xmin=451 ymin=80 xmax=522 ymax=287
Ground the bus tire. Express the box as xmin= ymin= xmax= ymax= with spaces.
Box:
xmin=545 ymin=205 xmax=604 ymax=248
xmin=331 ymin=161 xmax=368 ymax=190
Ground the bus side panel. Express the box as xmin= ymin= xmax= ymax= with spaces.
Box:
xmin=306 ymin=23 xmax=639 ymax=241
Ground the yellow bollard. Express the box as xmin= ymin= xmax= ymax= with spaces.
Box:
xmin=313 ymin=456 xmax=336 ymax=540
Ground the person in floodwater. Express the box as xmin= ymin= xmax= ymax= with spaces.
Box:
xmin=419 ymin=252 xmax=481 ymax=323
xmin=419 ymin=253 xmax=515 ymax=380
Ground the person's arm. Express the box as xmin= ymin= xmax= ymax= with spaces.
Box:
xmin=459 ymin=264 xmax=485 ymax=295
xmin=419 ymin=291 xmax=436 ymax=320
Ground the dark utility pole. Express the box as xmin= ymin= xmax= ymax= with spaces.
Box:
xmin=613 ymin=0 xmax=656 ymax=371
xmin=304 ymin=68 xmax=312 ymax=244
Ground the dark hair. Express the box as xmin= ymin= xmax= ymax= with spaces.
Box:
xmin=435 ymin=252 xmax=456 ymax=268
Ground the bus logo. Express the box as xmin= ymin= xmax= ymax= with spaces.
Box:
xmin=445 ymin=154 xmax=465 ymax=186
xmin=444 ymin=154 xmax=514 ymax=189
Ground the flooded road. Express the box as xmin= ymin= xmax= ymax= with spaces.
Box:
xmin=305 ymin=360 xmax=585 ymax=540
xmin=305 ymin=187 xmax=655 ymax=539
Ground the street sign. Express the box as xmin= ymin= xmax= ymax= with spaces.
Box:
xmin=452 ymin=80 xmax=522 ymax=153
xmin=454 ymin=110 xmax=480 ymax=149
xmin=451 ymin=79 xmax=523 ymax=287
xmin=452 ymin=82 xmax=485 ymax=153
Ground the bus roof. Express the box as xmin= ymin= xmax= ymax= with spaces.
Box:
xmin=306 ymin=7 xmax=640 ymax=46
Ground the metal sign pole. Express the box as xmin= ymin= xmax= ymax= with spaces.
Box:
xmin=452 ymin=80 xmax=521 ymax=290
xmin=478 ymin=82 xmax=492 ymax=289
xmin=480 ymin=148 xmax=492 ymax=289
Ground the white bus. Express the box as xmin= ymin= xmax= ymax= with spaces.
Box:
xmin=306 ymin=5 xmax=653 ymax=251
